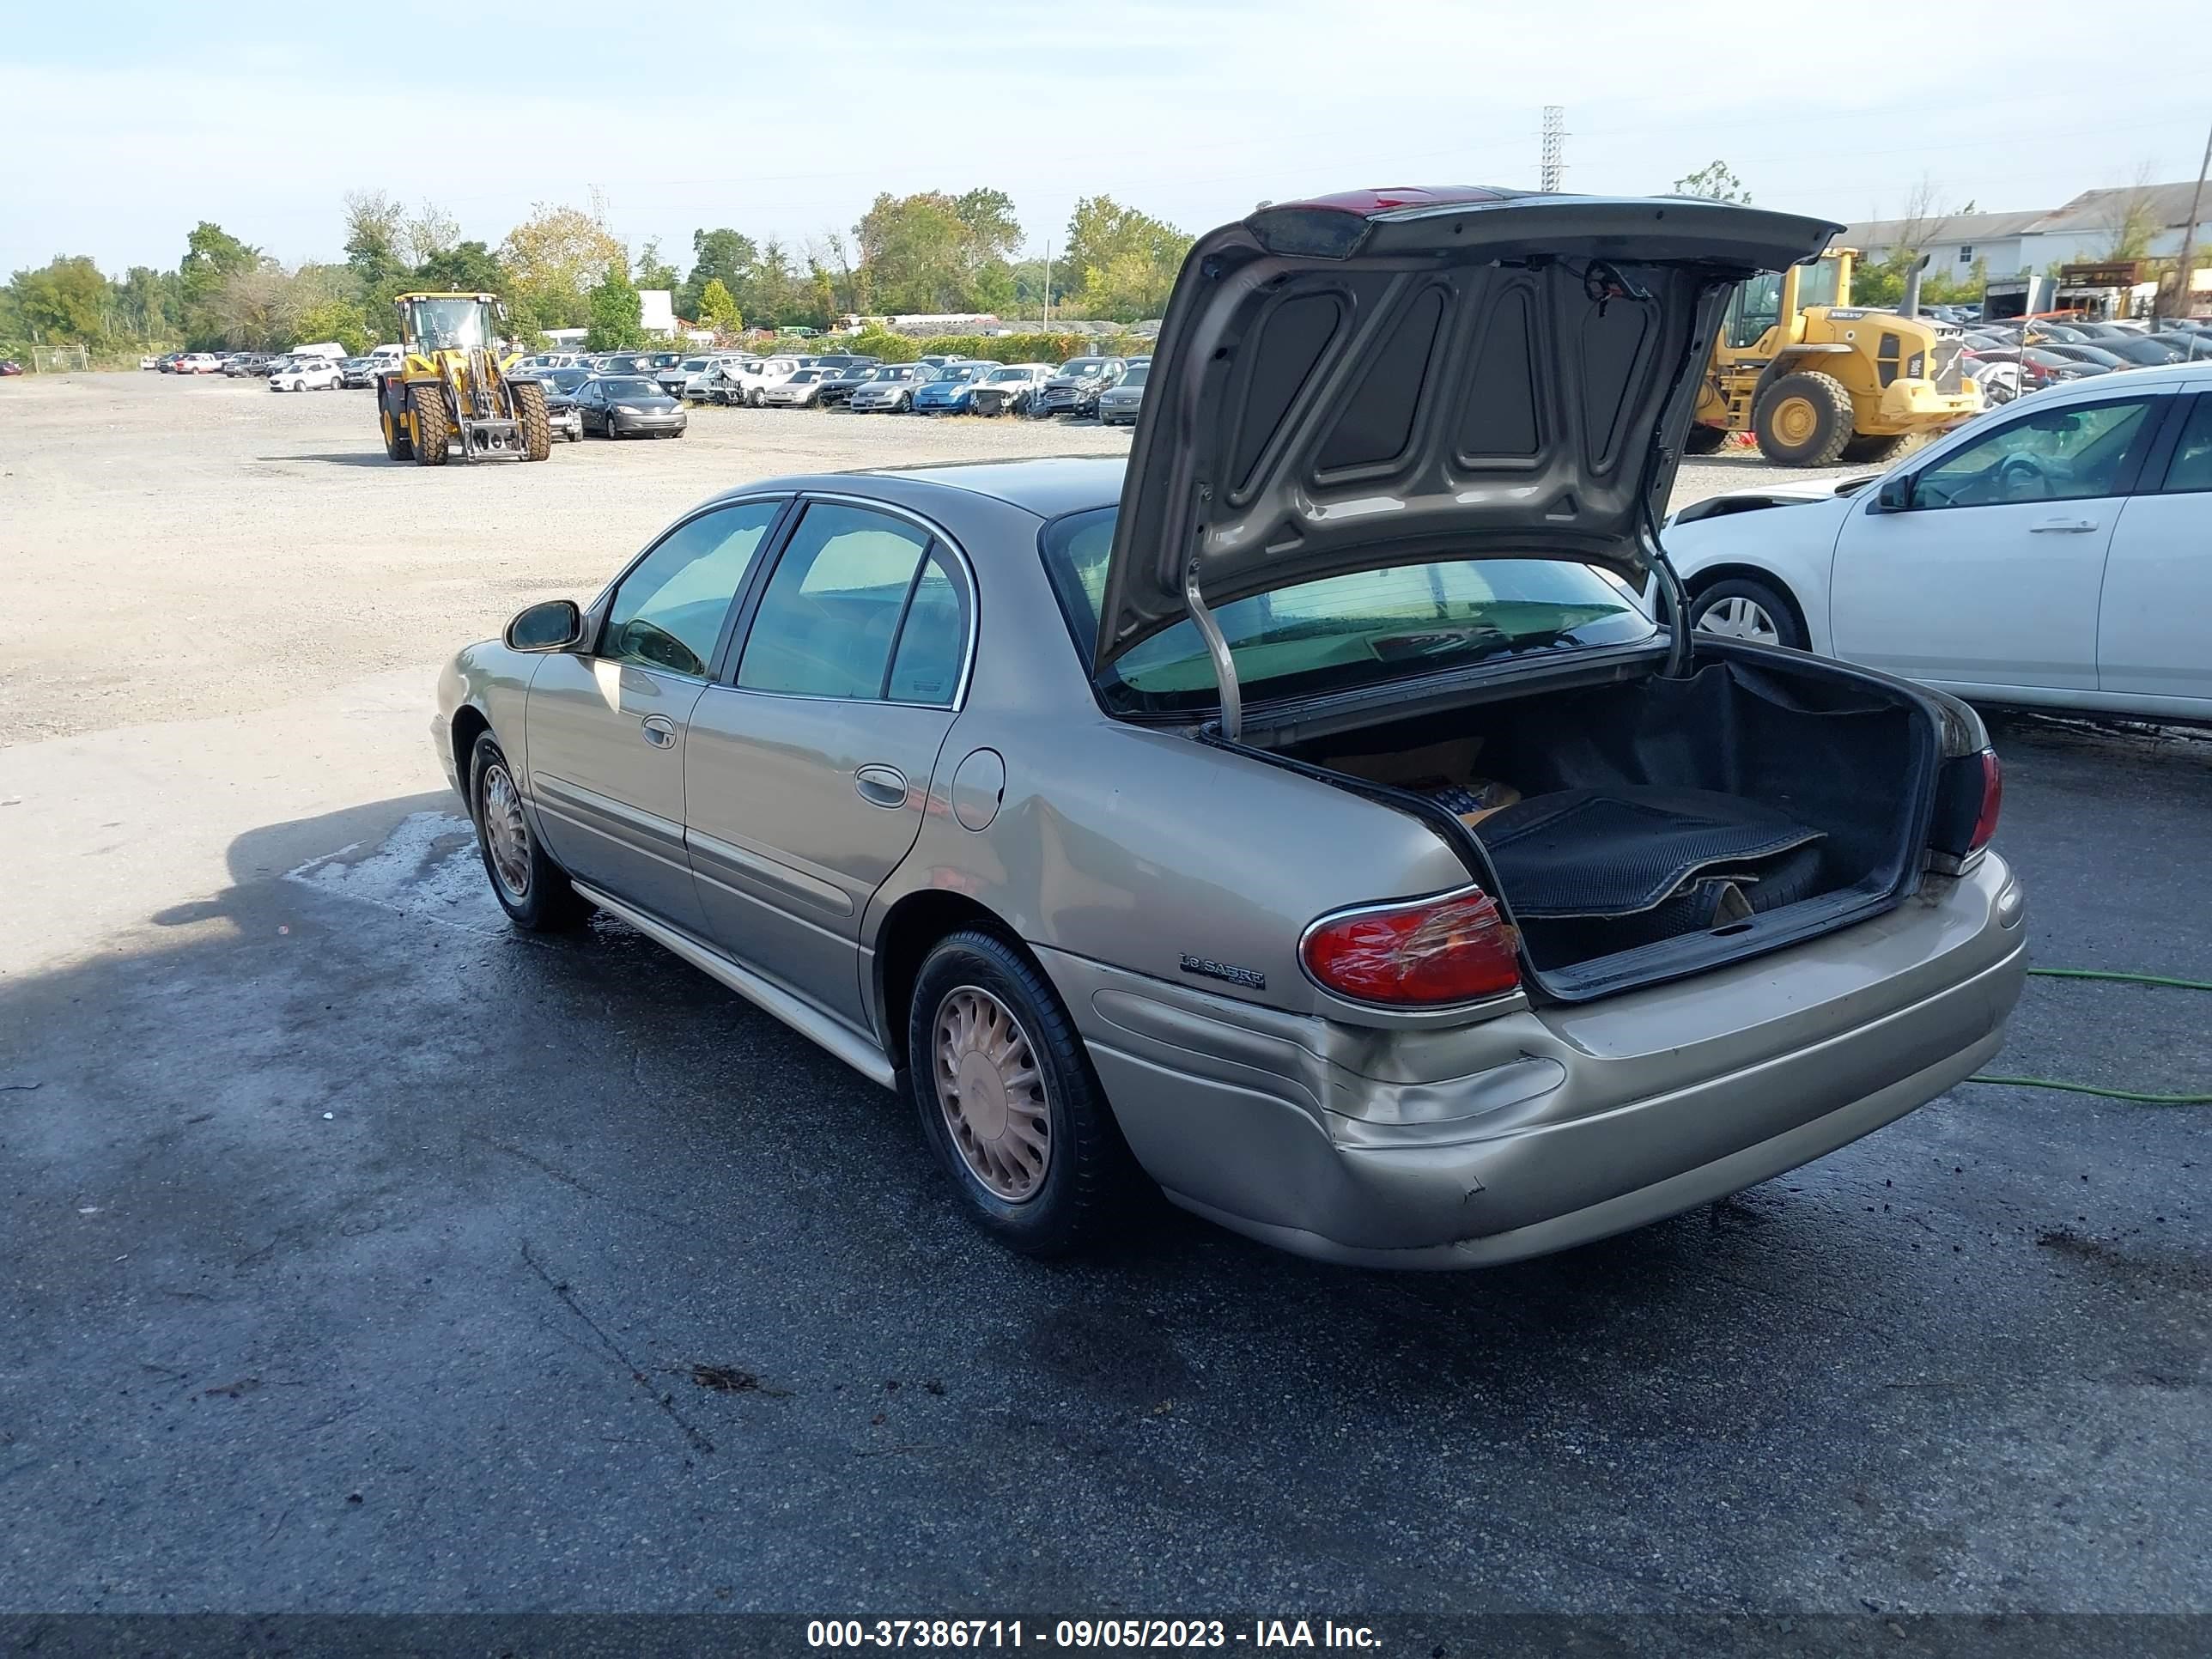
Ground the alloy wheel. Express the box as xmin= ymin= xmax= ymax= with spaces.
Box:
xmin=933 ymin=987 xmax=1050 ymax=1201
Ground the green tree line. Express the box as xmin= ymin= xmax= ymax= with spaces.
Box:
xmin=3 ymin=185 xmax=1194 ymax=362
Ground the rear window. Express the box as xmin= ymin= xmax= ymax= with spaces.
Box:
xmin=1041 ymin=507 xmax=1655 ymax=717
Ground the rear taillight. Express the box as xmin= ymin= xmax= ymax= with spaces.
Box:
xmin=1300 ymin=889 xmax=1522 ymax=1006
xmin=1969 ymin=748 xmax=2002 ymax=853
xmin=1929 ymin=747 xmax=2002 ymax=866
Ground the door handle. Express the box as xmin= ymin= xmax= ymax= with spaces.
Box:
xmin=639 ymin=714 xmax=678 ymax=748
xmin=854 ymin=764 xmax=908 ymax=808
xmin=2028 ymin=517 xmax=2100 ymax=533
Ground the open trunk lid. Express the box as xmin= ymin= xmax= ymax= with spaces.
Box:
xmin=1094 ymin=187 xmax=1840 ymax=673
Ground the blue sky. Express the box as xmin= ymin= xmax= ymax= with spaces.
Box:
xmin=6 ymin=0 xmax=2207 ymax=278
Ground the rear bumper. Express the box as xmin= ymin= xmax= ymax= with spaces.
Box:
xmin=1043 ymin=855 xmax=2026 ymax=1268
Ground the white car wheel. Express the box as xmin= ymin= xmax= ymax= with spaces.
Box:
xmin=1696 ymin=595 xmax=1782 ymax=644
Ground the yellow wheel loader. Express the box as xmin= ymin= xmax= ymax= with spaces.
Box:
xmin=374 ymin=292 xmax=551 ymax=465
xmin=1687 ymin=250 xmax=1983 ymax=467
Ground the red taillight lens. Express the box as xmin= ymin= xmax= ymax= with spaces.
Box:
xmin=1970 ymin=748 xmax=2002 ymax=853
xmin=1301 ymin=890 xmax=1522 ymax=1006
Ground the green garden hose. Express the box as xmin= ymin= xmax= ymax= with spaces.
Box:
xmin=1968 ymin=968 xmax=2212 ymax=1104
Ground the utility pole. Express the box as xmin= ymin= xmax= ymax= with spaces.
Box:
xmin=1043 ymin=240 xmax=1053 ymax=328
xmin=1540 ymin=106 xmax=1567 ymax=193
xmin=2167 ymin=117 xmax=2212 ymax=324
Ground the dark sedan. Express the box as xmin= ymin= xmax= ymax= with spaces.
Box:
xmin=1033 ymin=356 xmax=1127 ymax=417
xmin=816 ymin=359 xmax=884 ymax=407
xmin=515 ymin=366 xmax=590 ymax=441
xmin=574 ymin=375 xmax=687 ymax=440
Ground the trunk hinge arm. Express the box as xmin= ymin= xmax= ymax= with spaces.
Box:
xmin=1643 ymin=501 xmax=1695 ymax=679
xmin=1183 ymin=550 xmax=1243 ymax=741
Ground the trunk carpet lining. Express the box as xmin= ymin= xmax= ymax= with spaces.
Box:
xmin=1474 ymin=787 xmax=1827 ymax=920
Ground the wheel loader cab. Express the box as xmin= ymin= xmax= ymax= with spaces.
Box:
xmin=375 ymin=291 xmax=552 ymax=468
xmin=1692 ymin=247 xmax=1983 ymax=467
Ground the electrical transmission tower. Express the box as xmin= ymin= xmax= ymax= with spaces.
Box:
xmin=1540 ymin=106 xmax=1566 ymax=193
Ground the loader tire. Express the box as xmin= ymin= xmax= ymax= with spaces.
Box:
xmin=380 ymin=400 xmax=413 ymax=461
xmin=512 ymin=378 xmax=553 ymax=461
xmin=1753 ymin=372 xmax=1855 ymax=467
xmin=1683 ymin=424 xmax=1729 ymax=455
xmin=410 ymin=385 xmax=451 ymax=466
xmin=1838 ymin=432 xmax=1911 ymax=466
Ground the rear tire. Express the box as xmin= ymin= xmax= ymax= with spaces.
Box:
xmin=749 ymin=386 xmax=765 ymax=408
xmin=907 ymin=929 xmax=1142 ymax=1256
xmin=511 ymin=377 xmax=553 ymax=461
xmin=1753 ymin=371 xmax=1855 ymax=466
xmin=1838 ymin=432 xmax=1910 ymax=466
xmin=1683 ymin=423 xmax=1729 ymax=455
xmin=380 ymin=393 xmax=413 ymax=461
xmin=467 ymin=733 xmax=588 ymax=932
xmin=409 ymin=385 xmax=450 ymax=466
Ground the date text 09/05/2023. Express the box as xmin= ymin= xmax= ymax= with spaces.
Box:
xmin=806 ymin=1620 xmax=1382 ymax=1650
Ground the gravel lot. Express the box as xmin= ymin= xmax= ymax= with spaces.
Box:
xmin=1 ymin=373 xmax=2207 ymax=1620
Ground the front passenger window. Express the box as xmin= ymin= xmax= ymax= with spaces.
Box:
xmin=1911 ymin=399 xmax=2154 ymax=509
xmin=600 ymin=500 xmax=781 ymax=678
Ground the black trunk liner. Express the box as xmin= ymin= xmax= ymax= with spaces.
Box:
xmin=1475 ymin=787 xmax=1826 ymax=919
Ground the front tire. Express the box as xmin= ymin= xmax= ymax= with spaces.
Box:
xmin=1753 ymin=371 xmax=1855 ymax=466
xmin=511 ymin=377 xmax=553 ymax=461
xmin=468 ymin=733 xmax=589 ymax=932
xmin=1691 ymin=576 xmax=1806 ymax=650
xmin=749 ymin=386 xmax=766 ymax=408
xmin=907 ymin=929 xmax=1140 ymax=1256
xmin=409 ymin=385 xmax=450 ymax=466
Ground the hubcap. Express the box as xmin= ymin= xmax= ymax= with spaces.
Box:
xmin=1697 ymin=595 xmax=1782 ymax=645
xmin=1772 ymin=396 xmax=1817 ymax=446
xmin=480 ymin=762 xmax=532 ymax=899
xmin=933 ymin=988 xmax=1050 ymax=1201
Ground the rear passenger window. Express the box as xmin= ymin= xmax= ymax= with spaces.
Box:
xmin=738 ymin=504 xmax=932 ymax=698
xmin=886 ymin=554 xmax=968 ymax=705
xmin=2160 ymin=397 xmax=2212 ymax=495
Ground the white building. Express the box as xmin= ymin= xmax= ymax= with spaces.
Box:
xmin=1838 ymin=179 xmax=2212 ymax=281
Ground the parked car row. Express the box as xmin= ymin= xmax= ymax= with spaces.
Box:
xmin=501 ymin=347 xmax=1154 ymax=421
xmin=1956 ymin=318 xmax=2212 ymax=402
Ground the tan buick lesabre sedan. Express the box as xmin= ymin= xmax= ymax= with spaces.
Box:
xmin=435 ymin=187 xmax=2026 ymax=1267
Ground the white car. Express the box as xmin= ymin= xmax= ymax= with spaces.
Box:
xmin=270 ymin=358 xmax=343 ymax=392
xmin=1665 ymin=360 xmax=2212 ymax=724
xmin=719 ymin=356 xmax=803 ymax=407
xmin=174 ymin=352 xmax=223 ymax=375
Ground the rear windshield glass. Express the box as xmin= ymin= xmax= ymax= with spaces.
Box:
xmin=1040 ymin=507 xmax=1656 ymax=716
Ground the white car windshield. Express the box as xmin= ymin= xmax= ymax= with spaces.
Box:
xmin=988 ymin=368 xmax=1031 ymax=381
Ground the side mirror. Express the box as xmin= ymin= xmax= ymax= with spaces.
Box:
xmin=1872 ymin=474 xmax=1913 ymax=514
xmin=505 ymin=599 xmax=583 ymax=653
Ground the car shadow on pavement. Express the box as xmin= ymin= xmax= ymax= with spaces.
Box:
xmin=3 ymin=786 xmax=2208 ymax=1607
